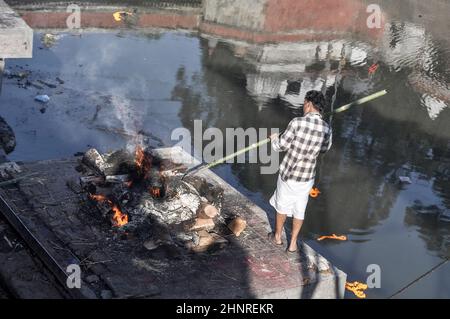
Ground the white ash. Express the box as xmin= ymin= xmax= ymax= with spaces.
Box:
xmin=125 ymin=185 xmax=201 ymax=226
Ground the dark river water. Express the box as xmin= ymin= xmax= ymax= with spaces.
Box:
xmin=1 ymin=1 xmax=449 ymax=298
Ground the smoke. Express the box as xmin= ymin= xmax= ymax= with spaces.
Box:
xmin=109 ymin=94 xmax=144 ymax=151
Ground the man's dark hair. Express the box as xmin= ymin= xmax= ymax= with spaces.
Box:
xmin=305 ymin=90 xmax=326 ymax=114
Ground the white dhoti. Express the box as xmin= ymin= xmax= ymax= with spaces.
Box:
xmin=269 ymin=175 xmax=314 ymax=220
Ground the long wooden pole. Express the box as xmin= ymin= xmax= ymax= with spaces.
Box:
xmin=182 ymin=90 xmax=387 ymax=178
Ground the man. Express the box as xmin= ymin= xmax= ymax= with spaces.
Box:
xmin=268 ymin=90 xmax=332 ymax=253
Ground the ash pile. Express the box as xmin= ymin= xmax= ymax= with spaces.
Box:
xmin=77 ymin=147 xmax=246 ymax=253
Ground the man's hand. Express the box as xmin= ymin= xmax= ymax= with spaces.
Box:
xmin=269 ymin=133 xmax=279 ymax=140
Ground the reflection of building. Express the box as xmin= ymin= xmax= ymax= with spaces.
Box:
xmin=204 ymin=36 xmax=373 ymax=109
xmin=404 ymin=202 xmax=450 ymax=258
xmin=201 ymin=0 xmax=384 ymax=43
xmin=380 ymin=22 xmax=449 ymax=119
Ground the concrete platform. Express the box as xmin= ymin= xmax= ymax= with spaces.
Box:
xmin=0 ymin=0 xmax=33 ymax=59
xmin=0 ymin=147 xmax=346 ymax=298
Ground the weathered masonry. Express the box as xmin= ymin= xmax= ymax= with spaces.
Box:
xmin=0 ymin=0 xmax=33 ymax=91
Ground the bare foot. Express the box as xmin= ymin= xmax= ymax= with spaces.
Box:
xmin=268 ymin=232 xmax=283 ymax=245
xmin=287 ymin=243 xmax=297 ymax=253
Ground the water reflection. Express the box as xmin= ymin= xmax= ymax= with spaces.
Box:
xmin=172 ymin=1 xmax=450 ymax=297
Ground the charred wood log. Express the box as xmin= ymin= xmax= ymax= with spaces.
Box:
xmin=105 ymin=175 xmax=130 ymax=184
xmin=103 ymin=149 xmax=135 ymax=176
xmin=111 ymin=184 xmax=132 ymax=205
xmin=82 ymin=149 xmax=110 ymax=174
xmin=182 ymin=176 xmax=224 ymax=209
xmin=80 ymin=175 xmax=104 ymax=185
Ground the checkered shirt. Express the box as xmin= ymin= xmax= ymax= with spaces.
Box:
xmin=272 ymin=112 xmax=332 ymax=182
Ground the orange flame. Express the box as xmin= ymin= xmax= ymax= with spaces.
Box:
xmin=111 ymin=204 xmax=129 ymax=227
xmin=89 ymin=194 xmax=107 ymax=201
xmin=150 ymin=186 xmax=161 ymax=198
xmin=89 ymin=193 xmax=128 ymax=227
xmin=135 ymin=145 xmax=152 ymax=179
xmin=135 ymin=146 xmax=145 ymax=170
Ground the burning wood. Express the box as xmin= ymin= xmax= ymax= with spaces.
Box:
xmin=78 ymin=147 xmax=229 ymax=254
xmin=82 ymin=148 xmax=111 ymax=174
xmin=150 ymin=186 xmax=162 ymax=198
xmin=135 ymin=145 xmax=152 ymax=179
xmin=89 ymin=193 xmax=129 ymax=227
xmin=111 ymin=204 xmax=128 ymax=227
xmin=105 ymin=174 xmax=130 ymax=184
xmin=80 ymin=174 xmax=131 ymax=186
xmin=80 ymin=175 xmax=104 ymax=185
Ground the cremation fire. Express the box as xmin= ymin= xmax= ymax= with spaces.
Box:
xmin=111 ymin=204 xmax=129 ymax=227
xmin=135 ymin=145 xmax=152 ymax=179
xmin=150 ymin=186 xmax=161 ymax=198
xmin=80 ymin=146 xmax=172 ymax=228
xmin=79 ymin=146 xmax=233 ymax=256
xmin=89 ymin=193 xmax=129 ymax=227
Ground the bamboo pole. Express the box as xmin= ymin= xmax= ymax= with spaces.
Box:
xmin=326 ymin=89 xmax=387 ymax=115
xmin=183 ymin=90 xmax=387 ymax=178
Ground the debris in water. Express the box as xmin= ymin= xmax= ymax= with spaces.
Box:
xmin=34 ymin=95 xmax=50 ymax=103
xmin=41 ymin=33 xmax=57 ymax=48
xmin=56 ymin=77 xmax=64 ymax=84
xmin=317 ymin=234 xmax=347 ymax=241
xmin=27 ymin=80 xmax=44 ymax=89
xmin=37 ymin=79 xmax=57 ymax=88
xmin=345 ymin=281 xmax=368 ymax=298
xmin=439 ymin=210 xmax=450 ymax=223
xmin=398 ymin=176 xmax=412 ymax=184
xmin=113 ymin=11 xmax=133 ymax=22
xmin=309 ymin=187 xmax=321 ymax=198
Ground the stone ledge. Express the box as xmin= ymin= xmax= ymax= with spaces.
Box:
xmin=0 ymin=0 xmax=33 ymax=58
